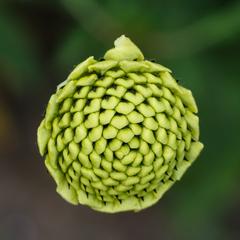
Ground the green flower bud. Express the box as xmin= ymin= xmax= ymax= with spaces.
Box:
xmin=37 ymin=35 xmax=203 ymax=213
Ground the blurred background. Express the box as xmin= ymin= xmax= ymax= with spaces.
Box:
xmin=0 ymin=0 xmax=240 ymax=239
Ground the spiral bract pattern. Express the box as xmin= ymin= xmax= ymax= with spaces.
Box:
xmin=37 ymin=35 xmax=203 ymax=212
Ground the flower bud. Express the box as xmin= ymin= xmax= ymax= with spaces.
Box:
xmin=37 ymin=35 xmax=203 ymax=213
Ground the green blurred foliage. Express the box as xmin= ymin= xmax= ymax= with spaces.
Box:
xmin=0 ymin=0 xmax=239 ymax=239
xmin=0 ymin=8 xmax=41 ymax=93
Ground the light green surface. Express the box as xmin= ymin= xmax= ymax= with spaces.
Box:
xmin=37 ymin=35 xmax=203 ymax=213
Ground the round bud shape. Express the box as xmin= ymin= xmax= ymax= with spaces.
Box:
xmin=37 ymin=35 xmax=203 ymax=213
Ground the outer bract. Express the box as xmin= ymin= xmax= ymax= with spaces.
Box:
xmin=37 ymin=35 xmax=204 ymax=213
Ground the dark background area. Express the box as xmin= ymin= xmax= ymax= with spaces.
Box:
xmin=0 ymin=0 xmax=240 ymax=239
